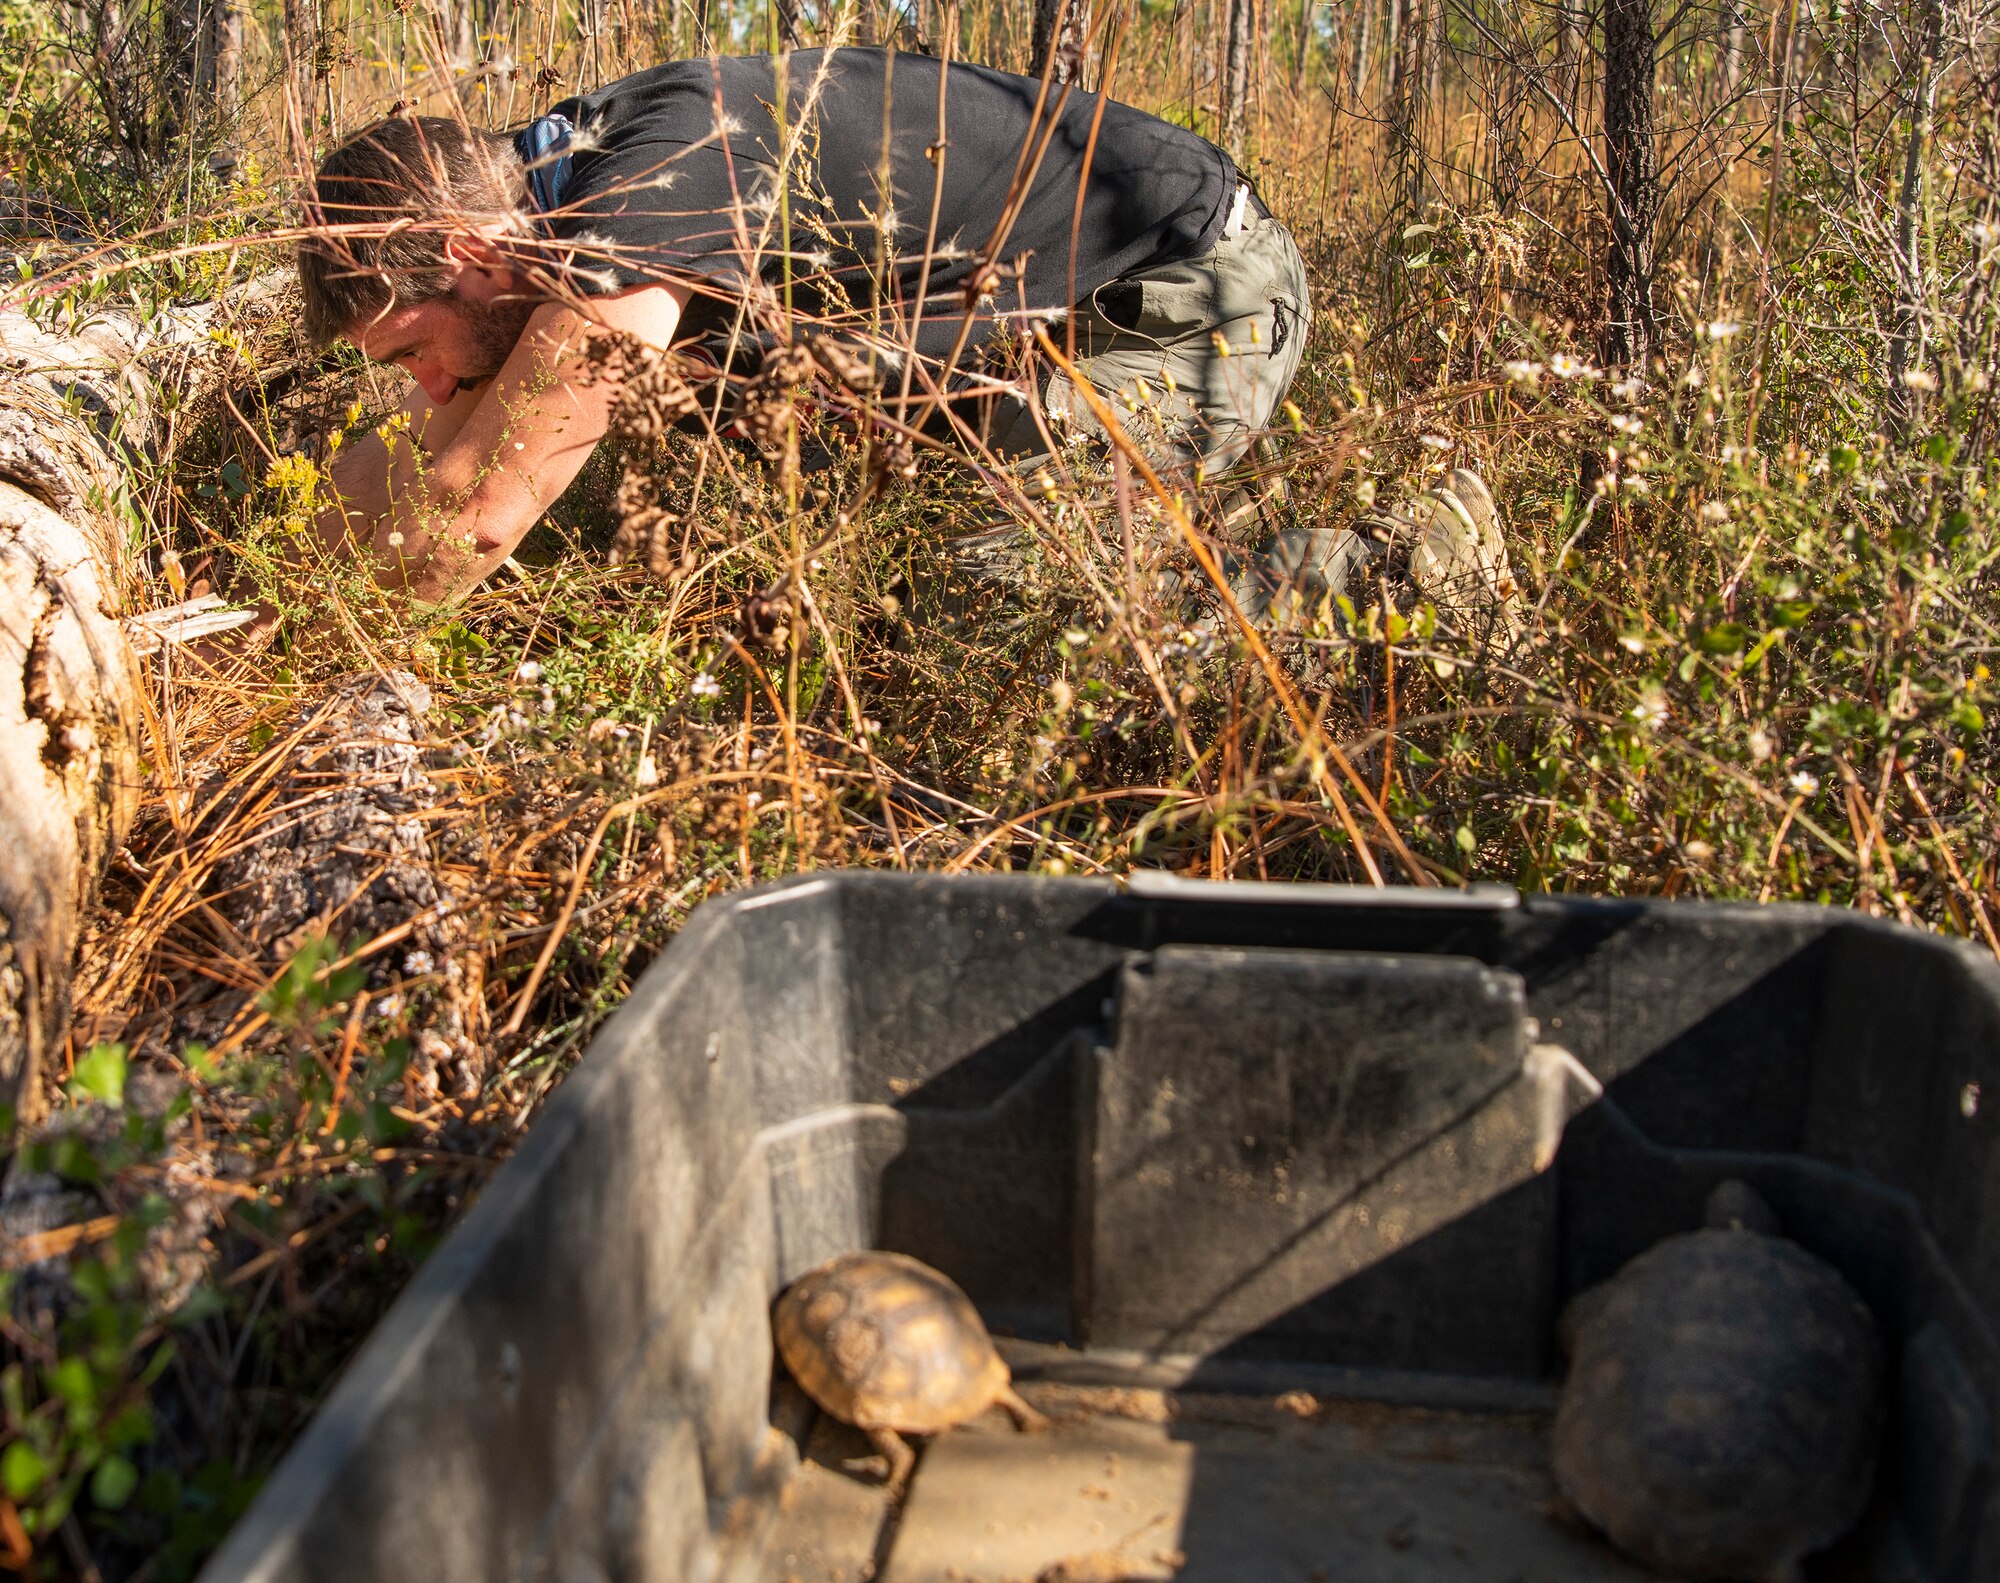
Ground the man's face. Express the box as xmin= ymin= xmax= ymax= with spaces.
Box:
xmin=351 ymin=289 xmax=536 ymax=406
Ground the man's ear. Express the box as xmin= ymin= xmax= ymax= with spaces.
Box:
xmin=442 ymin=229 xmax=522 ymax=303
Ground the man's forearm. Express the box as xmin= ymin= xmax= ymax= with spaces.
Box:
xmin=293 ymin=286 xmax=689 ymax=608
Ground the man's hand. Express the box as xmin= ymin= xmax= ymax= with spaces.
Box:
xmin=315 ymin=282 xmax=691 ymax=604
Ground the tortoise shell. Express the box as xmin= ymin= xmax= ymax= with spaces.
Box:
xmin=1552 ymin=1226 xmax=1884 ymax=1580
xmin=773 ymin=1251 xmax=1012 ymax=1434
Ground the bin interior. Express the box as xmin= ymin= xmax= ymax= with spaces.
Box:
xmin=197 ymin=876 xmax=2000 ymax=1583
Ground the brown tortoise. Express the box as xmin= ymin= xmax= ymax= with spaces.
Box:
xmin=773 ymin=1250 xmax=1048 ymax=1492
xmin=1552 ymin=1181 xmax=1885 ymax=1580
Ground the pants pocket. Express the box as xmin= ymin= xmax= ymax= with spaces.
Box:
xmin=1091 ymin=267 xmax=1218 ymax=341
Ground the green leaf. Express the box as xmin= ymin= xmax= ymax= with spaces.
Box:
xmin=70 ymin=1043 xmax=127 ymax=1107
xmin=50 ymin=1134 xmax=101 ymax=1185
xmin=2 ymin=1440 xmax=48 ymax=1500
xmin=51 ymin=1357 xmax=95 ymax=1410
xmin=1950 ymin=701 xmax=1985 ymax=735
xmin=1827 ymin=444 xmax=1861 ymax=477
xmin=1696 ymin=623 xmax=1748 ymax=655
xmin=91 ymin=1454 xmax=138 ymax=1511
xmin=1455 ymin=824 xmax=1477 ymax=854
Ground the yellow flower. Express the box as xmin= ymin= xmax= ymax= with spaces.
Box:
xmin=263 ymin=453 xmax=320 ymax=493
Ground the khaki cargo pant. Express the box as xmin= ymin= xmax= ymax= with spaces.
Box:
xmin=979 ymin=206 xmax=1313 ymax=475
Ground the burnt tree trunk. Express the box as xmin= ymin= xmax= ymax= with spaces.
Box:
xmin=1885 ymin=0 xmax=1945 ymax=432
xmin=1602 ymin=0 xmax=1658 ymax=372
xmin=1220 ymin=0 xmax=1255 ymax=160
xmin=1350 ymin=0 xmax=1372 ymax=100
xmin=1031 ymin=0 xmax=1088 ymax=85
xmin=1390 ymin=0 xmax=1431 ymax=205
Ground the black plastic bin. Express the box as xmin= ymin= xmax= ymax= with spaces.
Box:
xmin=197 ymin=874 xmax=2000 ymax=1583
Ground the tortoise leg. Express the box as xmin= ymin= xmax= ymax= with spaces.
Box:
xmin=867 ymin=1427 xmax=916 ymax=1497
xmin=998 ymin=1383 xmax=1049 ymax=1432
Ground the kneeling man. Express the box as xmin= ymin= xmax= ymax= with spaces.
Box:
xmin=294 ymin=48 xmax=1311 ymax=603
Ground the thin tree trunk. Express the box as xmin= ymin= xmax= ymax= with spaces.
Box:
xmin=1885 ymin=0 xmax=1944 ymax=431
xmin=1719 ymin=0 xmax=1741 ymax=94
xmin=1601 ymin=0 xmax=1658 ymax=372
xmin=283 ymin=0 xmax=319 ymax=149
xmin=1031 ymin=0 xmax=1088 ymax=83
xmin=1350 ymin=0 xmax=1372 ymax=100
xmin=1555 ymin=0 xmax=1581 ymax=113
xmin=1221 ymin=0 xmax=1254 ymax=160
xmin=1391 ymin=0 xmax=1429 ymax=205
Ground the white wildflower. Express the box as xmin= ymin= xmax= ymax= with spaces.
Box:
xmin=1502 ymin=360 xmax=1543 ymax=384
xmin=1418 ymin=433 xmax=1452 ymax=451
xmin=1706 ymin=319 xmax=1743 ymax=341
xmin=1901 ymin=368 xmax=1939 ymax=392
xmin=1619 ymin=632 xmax=1647 ymax=654
xmin=690 ymin=671 xmax=722 ymax=699
xmin=386 ymin=530 xmax=405 ymax=548
xmin=1630 ymin=689 xmax=1668 ymax=730
xmin=1748 ymin=727 xmax=1775 ymax=763
xmin=402 ymin=950 xmax=435 ymax=977
xmin=745 ymin=790 xmax=763 ymax=810
xmin=1610 ymin=414 xmax=1644 ymax=437
xmin=1789 ymin=770 xmax=1821 ymax=797
xmin=515 ymin=660 xmax=542 ymax=683
xmin=1611 ymin=376 xmax=1645 ymax=403
xmin=1701 ymin=500 xmax=1732 ymax=522
xmin=1549 ymin=353 xmax=1603 ymax=380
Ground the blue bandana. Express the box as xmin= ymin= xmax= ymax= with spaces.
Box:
xmin=515 ymin=112 xmax=575 ymax=223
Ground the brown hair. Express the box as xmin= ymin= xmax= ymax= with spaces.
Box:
xmin=298 ymin=115 xmax=527 ymax=346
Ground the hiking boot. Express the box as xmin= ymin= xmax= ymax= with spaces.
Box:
xmin=1203 ymin=468 xmax=1521 ymax=648
xmin=1222 ymin=526 xmax=1377 ymax=626
xmin=1357 ymin=467 xmax=1525 ymax=656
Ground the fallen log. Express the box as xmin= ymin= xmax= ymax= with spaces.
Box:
xmin=0 ymin=320 xmax=147 ymax=1127
xmin=0 ymin=281 xmax=302 ymax=1125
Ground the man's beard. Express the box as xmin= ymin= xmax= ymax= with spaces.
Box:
xmin=456 ymin=294 xmax=538 ymax=387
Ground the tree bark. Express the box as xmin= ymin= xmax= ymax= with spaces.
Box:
xmin=1031 ymin=0 xmax=1088 ymax=85
xmin=1350 ymin=0 xmax=1372 ymax=100
xmin=1390 ymin=0 xmax=1430 ymax=205
xmin=1221 ymin=0 xmax=1255 ymax=159
xmin=1601 ymin=0 xmax=1658 ymax=372
xmin=0 ymin=318 xmax=146 ymax=1130
xmin=1885 ymin=0 xmax=1944 ymax=432
xmin=1554 ymin=0 xmax=1582 ymax=114
xmin=0 ymin=283 xmax=299 ymax=1128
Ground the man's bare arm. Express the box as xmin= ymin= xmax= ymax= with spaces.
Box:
xmin=315 ymin=282 xmax=690 ymax=604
